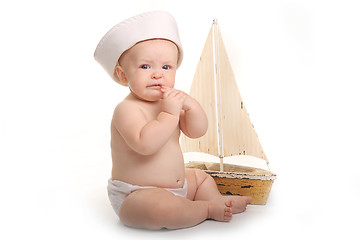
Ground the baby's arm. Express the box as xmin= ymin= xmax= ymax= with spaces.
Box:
xmin=113 ymin=92 xmax=184 ymax=155
xmin=160 ymin=86 xmax=207 ymax=138
xmin=179 ymin=93 xmax=208 ymax=138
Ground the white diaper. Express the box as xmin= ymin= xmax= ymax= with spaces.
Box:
xmin=107 ymin=179 xmax=188 ymax=216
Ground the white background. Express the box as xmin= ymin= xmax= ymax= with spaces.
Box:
xmin=1 ymin=0 xmax=359 ymax=239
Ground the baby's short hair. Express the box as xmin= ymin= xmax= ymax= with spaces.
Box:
xmin=94 ymin=11 xmax=183 ymax=83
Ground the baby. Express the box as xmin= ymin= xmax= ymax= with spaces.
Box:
xmin=94 ymin=11 xmax=251 ymax=230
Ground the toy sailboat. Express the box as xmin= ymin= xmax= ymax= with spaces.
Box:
xmin=181 ymin=19 xmax=276 ymax=204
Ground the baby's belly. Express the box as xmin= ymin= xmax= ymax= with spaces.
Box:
xmin=112 ymin=148 xmax=186 ymax=189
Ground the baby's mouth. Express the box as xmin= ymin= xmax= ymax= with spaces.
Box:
xmin=147 ymin=84 xmax=163 ymax=89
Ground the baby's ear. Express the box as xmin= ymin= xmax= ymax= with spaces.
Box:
xmin=115 ymin=65 xmax=128 ymax=86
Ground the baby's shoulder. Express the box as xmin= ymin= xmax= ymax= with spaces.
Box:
xmin=112 ymin=100 xmax=146 ymax=122
xmin=114 ymin=100 xmax=141 ymax=116
xmin=114 ymin=100 xmax=138 ymax=111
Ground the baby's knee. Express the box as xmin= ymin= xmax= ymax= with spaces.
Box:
xmin=144 ymin=193 xmax=180 ymax=225
xmin=119 ymin=189 xmax=177 ymax=229
xmin=119 ymin=190 xmax=158 ymax=228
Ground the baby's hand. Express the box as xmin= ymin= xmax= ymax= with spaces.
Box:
xmin=160 ymin=87 xmax=186 ymax=117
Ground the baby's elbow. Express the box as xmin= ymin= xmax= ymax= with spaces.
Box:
xmin=190 ymin=130 xmax=207 ymax=139
xmin=139 ymin=148 xmax=157 ymax=156
xmin=125 ymin=135 xmax=157 ymax=156
xmin=200 ymin=120 xmax=208 ymax=136
xmin=132 ymin=144 xmax=158 ymax=156
xmin=188 ymin=125 xmax=208 ymax=139
xmin=194 ymin=120 xmax=208 ymax=138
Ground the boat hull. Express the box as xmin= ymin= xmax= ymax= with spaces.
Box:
xmin=185 ymin=161 xmax=276 ymax=205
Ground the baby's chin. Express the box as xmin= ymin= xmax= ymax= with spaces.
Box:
xmin=131 ymin=90 xmax=163 ymax=102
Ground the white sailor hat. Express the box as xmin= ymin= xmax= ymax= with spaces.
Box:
xmin=94 ymin=11 xmax=183 ymax=83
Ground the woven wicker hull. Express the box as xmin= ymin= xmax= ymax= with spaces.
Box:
xmin=212 ymin=176 xmax=273 ymax=205
xmin=185 ymin=161 xmax=276 ymax=205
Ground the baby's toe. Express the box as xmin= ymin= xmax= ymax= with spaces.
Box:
xmin=225 ymin=200 xmax=234 ymax=208
xmin=224 ymin=207 xmax=233 ymax=221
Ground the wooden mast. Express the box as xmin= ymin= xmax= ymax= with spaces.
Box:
xmin=213 ymin=19 xmax=225 ymax=171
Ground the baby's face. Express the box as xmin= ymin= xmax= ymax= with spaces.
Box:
xmin=119 ymin=39 xmax=178 ymax=101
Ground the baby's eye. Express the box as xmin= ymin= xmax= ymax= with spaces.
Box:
xmin=140 ymin=64 xmax=150 ymax=69
xmin=162 ymin=65 xmax=171 ymax=70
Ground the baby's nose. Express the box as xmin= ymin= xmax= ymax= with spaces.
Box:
xmin=151 ymin=71 xmax=162 ymax=79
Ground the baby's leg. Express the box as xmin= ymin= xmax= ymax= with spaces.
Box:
xmin=186 ymin=169 xmax=252 ymax=215
xmin=119 ymin=187 xmax=228 ymax=230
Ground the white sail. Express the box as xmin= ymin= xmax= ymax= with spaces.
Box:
xmin=181 ymin=20 xmax=268 ymax=164
xmin=181 ymin=23 xmax=219 ymax=157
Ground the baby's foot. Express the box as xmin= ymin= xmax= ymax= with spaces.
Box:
xmin=226 ymin=196 xmax=252 ymax=214
xmin=207 ymin=198 xmax=233 ymax=222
